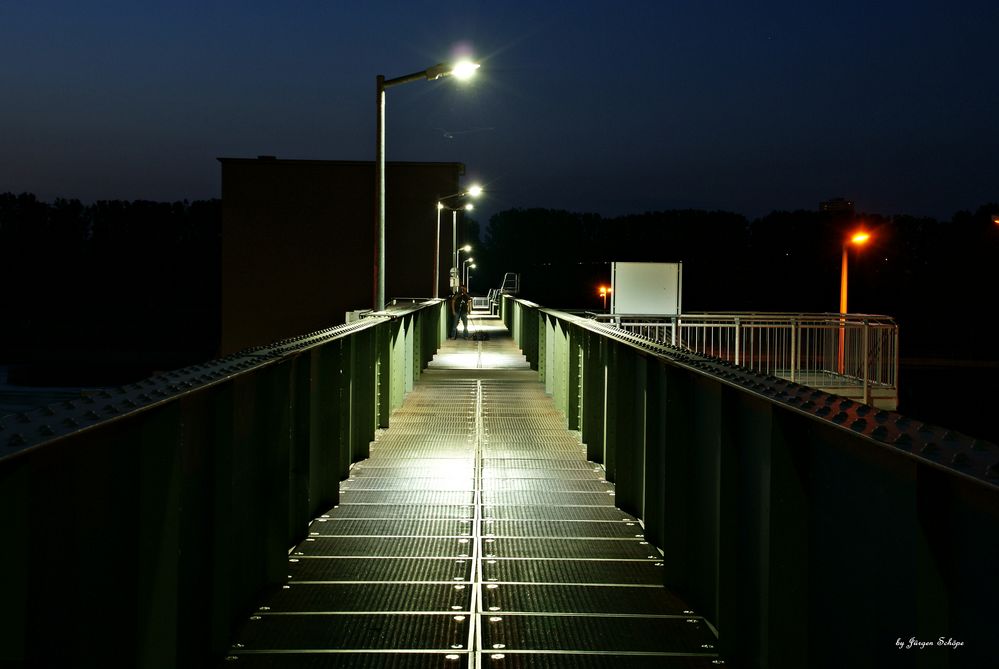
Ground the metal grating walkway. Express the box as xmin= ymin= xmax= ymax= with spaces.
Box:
xmin=224 ymin=313 xmax=723 ymax=667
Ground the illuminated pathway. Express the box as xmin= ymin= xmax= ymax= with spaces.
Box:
xmin=224 ymin=313 xmax=724 ymax=667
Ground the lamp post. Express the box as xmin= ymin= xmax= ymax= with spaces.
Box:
xmin=838 ymin=230 xmax=871 ymax=374
xmin=375 ymin=60 xmax=479 ymax=311
xmin=462 ymin=258 xmax=475 ymax=286
xmin=435 ymin=186 xmax=481 ymax=297
xmin=466 ymin=263 xmax=476 ymax=292
xmin=598 ymin=285 xmax=612 ymax=311
xmin=455 ymin=244 xmax=472 ymax=287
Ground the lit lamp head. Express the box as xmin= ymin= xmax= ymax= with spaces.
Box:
xmin=425 ymin=60 xmax=480 ymax=81
xmin=850 ymin=231 xmax=871 ymax=246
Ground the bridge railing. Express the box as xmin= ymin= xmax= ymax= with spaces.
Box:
xmin=591 ymin=312 xmax=899 ymax=409
xmin=0 ymin=299 xmax=446 ymax=667
xmin=503 ymin=294 xmax=998 ymax=669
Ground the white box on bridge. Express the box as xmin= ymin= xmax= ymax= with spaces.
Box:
xmin=611 ymin=262 xmax=683 ymax=315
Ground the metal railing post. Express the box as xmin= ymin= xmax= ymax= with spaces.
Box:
xmin=862 ymin=319 xmax=870 ymax=405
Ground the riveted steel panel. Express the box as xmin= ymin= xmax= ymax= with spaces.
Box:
xmin=482 ymin=506 xmax=638 ymax=522
xmin=326 ymin=505 xmax=475 ymax=520
xmin=481 ymin=538 xmax=659 ymax=560
xmin=295 ymin=537 xmax=474 ymax=558
xmin=256 ymin=582 xmax=472 ymax=613
xmin=481 ymin=492 xmax=617 ymax=506
xmin=232 ymin=613 xmax=470 ymax=650
xmin=341 ymin=478 xmax=475 ymax=491
xmin=480 ymin=559 xmax=665 ymax=585
xmin=308 ymin=519 xmax=474 ymax=537
xmin=287 ymin=557 xmax=472 ymax=583
xmin=479 ymin=614 xmax=715 ymax=653
xmin=481 ymin=520 xmax=644 ymax=539
xmin=480 ymin=583 xmax=689 ymax=615
xmin=222 ymin=654 xmax=472 ymax=669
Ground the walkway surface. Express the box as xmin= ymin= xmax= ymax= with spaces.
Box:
xmin=224 ymin=313 xmax=724 ymax=667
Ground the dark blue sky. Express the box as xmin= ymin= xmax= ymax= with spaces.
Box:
xmin=2 ymin=1 xmax=996 ymax=221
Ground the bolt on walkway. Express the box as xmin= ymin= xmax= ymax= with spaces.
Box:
xmin=224 ymin=313 xmax=723 ymax=667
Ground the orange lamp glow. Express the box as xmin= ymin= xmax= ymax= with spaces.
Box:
xmin=850 ymin=231 xmax=871 ymax=245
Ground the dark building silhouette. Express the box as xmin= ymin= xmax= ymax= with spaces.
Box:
xmin=819 ymin=196 xmax=855 ymax=214
xmin=219 ymin=157 xmax=464 ymax=354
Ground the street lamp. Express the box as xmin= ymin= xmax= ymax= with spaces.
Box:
xmin=455 ymin=244 xmax=472 ymax=287
xmin=598 ymin=285 xmax=612 ymax=311
xmin=466 ymin=263 xmax=476 ymax=292
xmin=434 ymin=185 xmax=482 ymax=297
xmin=838 ymin=229 xmax=871 ymax=374
xmin=462 ymin=257 xmax=475 ymax=285
xmin=375 ymin=59 xmax=479 ymax=311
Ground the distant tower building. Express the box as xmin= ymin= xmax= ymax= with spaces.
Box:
xmin=820 ymin=197 xmax=855 ymax=214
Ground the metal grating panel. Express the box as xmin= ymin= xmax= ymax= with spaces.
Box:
xmin=260 ymin=583 xmax=472 ymax=613
xmin=287 ymin=557 xmax=472 ymax=583
xmin=295 ymin=537 xmax=474 ymax=558
xmin=310 ymin=519 xmax=473 ymax=536
xmin=481 ymin=520 xmax=644 ymax=539
xmin=326 ymin=505 xmax=475 ymax=520
xmin=481 ymin=559 xmax=665 ymax=585
xmin=480 ymin=583 xmax=689 ymax=615
xmin=222 ymin=653 xmax=471 ymax=669
xmin=479 ymin=615 xmax=716 ymax=653
xmin=232 ymin=613 xmax=470 ymax=650
xmin=481 ymin=538 xmax=659 ymax=560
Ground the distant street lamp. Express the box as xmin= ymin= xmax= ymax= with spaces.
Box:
xmin=992 ymin=213 xmax=999 ymax=226
xmin=598 ymin=285 xmax=612 ymax=311
xmin=455 ymin=244 xmax=472 ymax=287
xmin=375 ymin=59 xmax=479 ymax=311
xmin=466 ymin=263 xmax=476 ymax=292
xmin=435 ymin=186 xmax=482 ymax=297
xmin=462 ymin=258 xmax=475 ymax=285
xmin=838 ymin=230 xmax=871 ymax=374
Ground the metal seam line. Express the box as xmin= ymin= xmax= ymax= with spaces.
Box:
xmin=473 ymin=378 xmax=484 ymax=668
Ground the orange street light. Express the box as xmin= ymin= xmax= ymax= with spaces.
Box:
xmin=838 ymin=229 xmax=871 ymax=374
xmin=598 ymin=285 xmax=612 ymax=311
xmin=840 ymin=230 xmax=871 ymax=314
xmin=992 ymin=213 xmax=999 ymax=226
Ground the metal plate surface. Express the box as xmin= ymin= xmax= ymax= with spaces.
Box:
xmin=254 ymin=583 xmax=471 ymax=613
xmin=480 ymin=559 xmax=664 ymax=585
xmin=481 ymin=538 xmax=658 ymax=560
xmin=482 ymin=520 xmax=643 ymax=539
xmin=479 ymin=583 xmax=689 ymax=615
xmin=310 ymin=519 xmax=473 ymax=537
xmin=479 ymin=614 xmax=715 ymax=653
xmin=222 ymin=653 xmax=471 ymax=669
xmin=295 ymin=537 xmax=474 ymax=558
xmin=338 ymin=491 xmax=475 ymax=505
xmin=232 ymin=613 xmax=470 ymax=650
xmin=287 ymin=557 xmax=472 ymax=583
xmin=326 ymin=505 xmax=474 ymax=520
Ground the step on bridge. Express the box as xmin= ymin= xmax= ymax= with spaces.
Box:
xmin=224 ymin=313 xmax=723 ymax=667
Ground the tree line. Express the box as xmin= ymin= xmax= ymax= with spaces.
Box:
xmin=0 ymin=193 xmax=221 ymax=381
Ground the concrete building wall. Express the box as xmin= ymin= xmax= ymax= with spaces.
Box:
xmin=219 ymin=157 xmax=463 ymax=355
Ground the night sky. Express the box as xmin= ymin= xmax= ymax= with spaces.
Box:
xmin=1 ymin=1 xmax=997 ymax=222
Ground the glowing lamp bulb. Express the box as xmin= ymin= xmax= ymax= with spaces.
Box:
xmin=451 ymin=61 xmax=480 ymax=80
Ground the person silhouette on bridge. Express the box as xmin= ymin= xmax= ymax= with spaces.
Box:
xmin=449 ymin=285 xmax=472 ymax=339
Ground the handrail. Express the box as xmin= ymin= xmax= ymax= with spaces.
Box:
xmin=0 ymin=298 xmax=447 ymax=666
xmin=590 ymin=311 xmax=899 ymax=408
xmin=501 ymin=293 xmax=998 ymax=669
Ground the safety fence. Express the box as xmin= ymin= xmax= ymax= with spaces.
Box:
xmin=502 ymin=295 xmax=998 ymax=669
xmin=592 ymin=312 xmax=899 ymax=409
xmin=0 ymin=300 xmax=446 ymax=667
